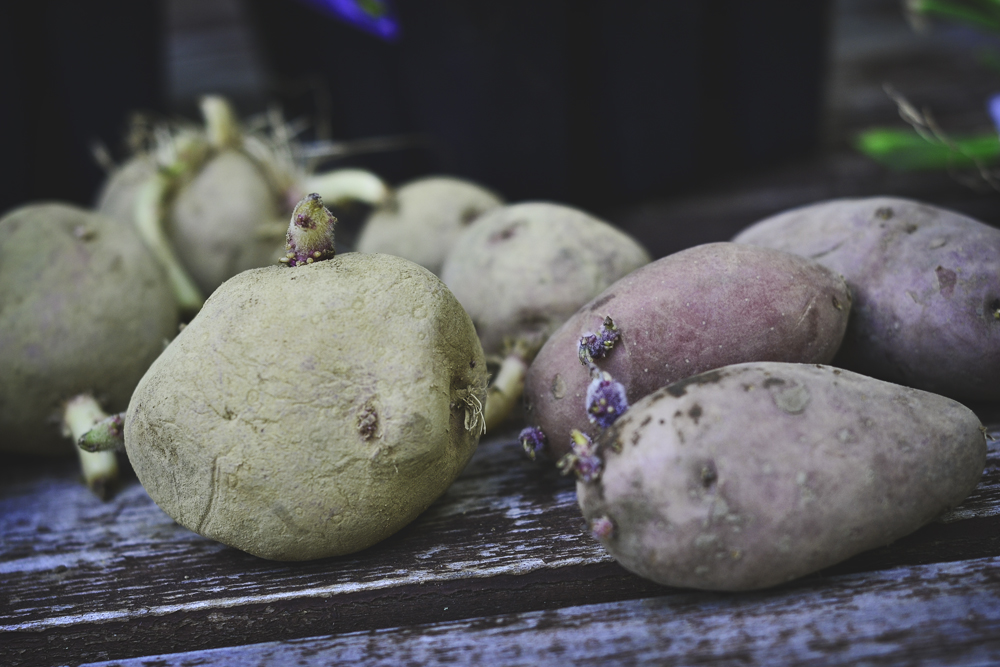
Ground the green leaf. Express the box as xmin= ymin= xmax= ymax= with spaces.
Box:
xmin=855 ymin=128 xmax=1000 ymax=171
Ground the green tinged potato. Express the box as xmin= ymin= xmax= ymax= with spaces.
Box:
xmin=168 ymin=149 xmax=287 ymax=295
xmin=0 ymin=203 xmax=179 ymax=455
xmin=95 ymin=153 xmax=158 ymax=225
xmin=733 ymin=196 xmax=1000 ymax=401
xmin=524 ymin=243 xmax=852 ymax=458
xmin=441 ymin=202 xmax=651 ymax=356
xmin=125 ymin=253 xmax=488 ymax=560
xmin=579 ymin=362 xmax=987 ymax=591
xmin=356 ymin=177 xmax=504 ymax=276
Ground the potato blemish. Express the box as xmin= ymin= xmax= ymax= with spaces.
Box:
xmin=772 ymin=384 xmax=811 ymax=414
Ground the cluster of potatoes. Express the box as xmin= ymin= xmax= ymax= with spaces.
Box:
xmin=1 ymin=98 xmax=997 ymax=590
xmin=522 ymin=197 xmax=997 ymax=590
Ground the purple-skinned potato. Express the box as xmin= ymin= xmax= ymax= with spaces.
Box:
xmin=576 ymin=362 xmax=987 ymax=591
xmin=524 ymin=243 xmax=851 ymax=459
xmin=733 ymin=196 xmax=1000 ymax=401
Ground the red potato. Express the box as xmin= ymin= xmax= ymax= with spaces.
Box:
xmin=733 ymin=196 xmax=1000 ymax=401
xmin=523 ymin=243 xmax=852 ymax=459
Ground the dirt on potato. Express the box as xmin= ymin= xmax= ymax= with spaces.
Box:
xmin=579 ymin=362 xmax=987 ymax=591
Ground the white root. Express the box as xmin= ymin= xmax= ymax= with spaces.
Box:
xmin=305 ymin=169 xmax=391 ymax=207
xmin=200 ymin=95 xmax=243 ymax=151
xmin=134 ymin=176 xmax=205 ymax=313
xmin=63 ymin=395 xmax=119 ymax=500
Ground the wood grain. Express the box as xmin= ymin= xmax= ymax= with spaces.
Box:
xmin=1 ymin=426 xmax=998 ymax=666
xmin=78 ymin=555 xmax=1000 ymax=667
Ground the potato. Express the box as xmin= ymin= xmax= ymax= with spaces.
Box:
xmin=524 ymin=243 xmax=851 ymax=459
xmin=356 ymin=176 xmax=504 ymax=276
xmin=0 ymin=203 xmax=179 ymax=457
xmin=733 ymin=196 xmax=1000 ymax=401
xmin=167 ymin=148 xmax=287 ymax=295
xmin=95 ymin=153 xmax=158 ymax=224
xmin=441 ymin=202 xmax=651 ymax=356
xmin=577 ymin=362 xmax=987 ymax=591
xmin=96 ymin=97 xmax=388 ymax=311
xmin=125 ymin=251 xmax=488 ymax=560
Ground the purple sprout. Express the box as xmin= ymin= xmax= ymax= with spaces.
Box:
xmin=586 ymin=372 xmax=629 ymax=429
xmin=519 ymin=426 xmax=547 ymax=461
xmin=279 ymin=193 xmax=338 ymax=267
xmin=578 ymin=315 xmax=620 ymax=364
xmin=557 ymin=430 xmax=603 ymax=483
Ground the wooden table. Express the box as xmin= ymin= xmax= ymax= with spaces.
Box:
xmin=2 ymin=411 xmax=999 ymax=666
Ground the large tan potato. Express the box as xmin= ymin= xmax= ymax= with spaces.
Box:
xmin=734 ymin=196 xmax=1000 ymax=401
xmin=0 ymin=203 xmax=179 ymax=456
xmin=577 ymin=362 xmax=986 ymax=591
xmin=125 ymin=253 xmax=488 ymax=560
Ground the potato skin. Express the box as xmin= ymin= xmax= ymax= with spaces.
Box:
xmin=524 ymin=243 xmax=851 ymax=458
xmin=441 ymin=202 xmax=651 ymax=355
xmin=168 ymin=149 xmax=287 ymax=296
xmin=98 ymin=150 xmax=289 ymax=297
xmin=125 ymin=253 xmax=488 ymax=560
xmin=733 ymin=197 xmax=1000 ymax=401
xmin=580 ymin=362 xmax=986 ymax=591
xmin=95 ymin=153 xmax=158 ymax=224
xmin=0 ymin=203 xmax=179 ymax=456
xmin=357 ymin=176 xmax=504 ymax=276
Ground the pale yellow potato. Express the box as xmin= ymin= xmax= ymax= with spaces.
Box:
xmin=441 ymin=202 xmax=651 ymax=355
xmin=579 ymin=362 xmax=986 ymax=591
xmin=167 ymin=149 xmax=287 ymax=295
xmin=0 ymin=203 xmax=179 ymax=456
xmin=357 ymin=176 xmax=504 ymax=276
xmin=125 ymin=253 xmax=488 ymax=560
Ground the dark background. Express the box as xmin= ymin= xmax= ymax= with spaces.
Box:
xmin=0 ymin=1 xmax=828 ymax=216
xmin=1 ymin=0 xmax=997 ymax=258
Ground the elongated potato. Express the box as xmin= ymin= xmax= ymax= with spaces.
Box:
xmin=524 ymin=243 xmax=851 ymax=458
xmin=733 ymin=196 xmax=1000 ymax=401
xmin=578 ymin=362 xmax=987 ymax=591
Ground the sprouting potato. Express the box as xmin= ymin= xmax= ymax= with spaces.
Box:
xmin=524 ymin=243 xmax=852 ymax=459
xmin=574 ymin=362 xmax=987 ymax=591
xmin=97 ymin=96 xmax=388 ymax=312
xmin=0 ymin=202 xmax=179 ymax=495
xmin=124 ymin=195 xmax=488 ymax=560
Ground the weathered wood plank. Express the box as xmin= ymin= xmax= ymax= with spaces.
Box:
xmin=78 ymin=555 xmax=1000 ymax=667
xmin=1 ymin=427 xmax=998 ymax=665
